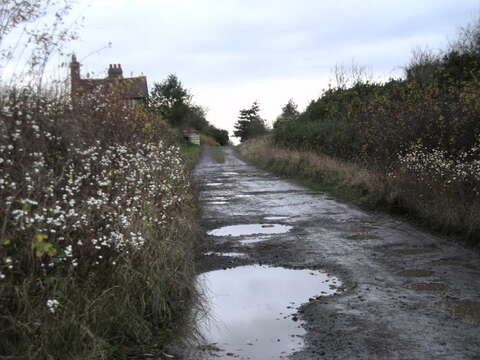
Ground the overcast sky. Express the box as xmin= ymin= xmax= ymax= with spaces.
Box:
xmin=67 ymin=0 xmax=479 ymax=139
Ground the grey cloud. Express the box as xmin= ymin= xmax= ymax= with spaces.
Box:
xmin=67 ymin=0 xmax=479 ymax=131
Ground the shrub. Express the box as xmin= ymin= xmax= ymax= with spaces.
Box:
xmin=0 ymin=87 xmax=198 ymax=358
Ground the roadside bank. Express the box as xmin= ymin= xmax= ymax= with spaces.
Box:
xmin=238 ymin=136 xmax=480 ymax=247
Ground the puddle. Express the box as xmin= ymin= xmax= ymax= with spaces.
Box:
xmin=437 ymin=299 xmax=480 ymax=326
xmin=239 ymin=236 xmax=273 ymax=245
xmin=235 ymin=194 xmax=254 ymax=198
xmin=206 ymin=182 xmax=223 ymax=186
xmin=208 ymin=224 xmax=293 ymax=237
xmin=396 ymin=269 xmax=434 ymax=277
xmin=208 ymin=201 xmax=228 ymax=205
xmin=197 ymin=265 xmax=341 ymax=359
xmin=406 ymin=282 xmax=448 ymax=292
xmin=204 ymin=252 xmax=247 ymax=258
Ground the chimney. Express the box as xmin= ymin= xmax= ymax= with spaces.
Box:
xmin=70 ymin=54 xmax=80 ymax=108
xmin=108 ymin=63 xmax=123 ymax=79
xmin=70 ymin=54 xmax=80 ymax=82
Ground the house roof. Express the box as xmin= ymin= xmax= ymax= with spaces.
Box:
xmin=182 ymin=128 xmax=200 ymax=135
xmin=77 ymin=76 xmax=148 ymax=99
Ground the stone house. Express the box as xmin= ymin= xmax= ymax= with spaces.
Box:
xmin=70 ymin=55 xmax=148 ymax=108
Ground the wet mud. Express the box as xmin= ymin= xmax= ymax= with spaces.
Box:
xmin=191 ymin=147 xmax=480 ymax=360
xmin=396 ymin=269 xmax=434 ymax=277
xmin=405 ymin=282 xmax=448 ymax=292
xmin=437 ymin=299 xmax=480 ymax=326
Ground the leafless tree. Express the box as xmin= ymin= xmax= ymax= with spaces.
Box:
xmin=0 ymin=0 xmax=79 ymax=89
xmin=332 ymin=61 xmax=373 ymax=89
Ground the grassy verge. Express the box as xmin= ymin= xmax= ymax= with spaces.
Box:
xmin=239 ymin=136 xmax=480 ymax=246
xmin=180 ymin=141 xmax=225 ymax=166
xmin=181 ymin=142 xmax=202 ymax=169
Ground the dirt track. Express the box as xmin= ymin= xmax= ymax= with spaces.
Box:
xmin=193 ymin=146 xmax=480 ymax=360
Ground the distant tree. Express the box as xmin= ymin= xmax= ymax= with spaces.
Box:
xmin=281 ymin=99 xmax=300 ymax=119
xmin=274 ymin=99 xmax=299 ymax=129
xmin=205 ymin=125 xmax=230 ymax=145
xmin=450 ymin=17 xmax=480 ymax=55
xmin=148 ymin=74 xmax=191 ymax=127
xmin=233 ymin=101 xmax=267 ymax=142
xmin=184 ymin=104 xmax=209 ymax=130
xmin=404 ymin=47 xmax=440 ymax=85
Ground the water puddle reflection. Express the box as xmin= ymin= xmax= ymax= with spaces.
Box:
xmin=239 ymin=237 xmax=272 ymax=245
xmin=208 ymin=224 xmax=292 ymax=237
xmin=204 ymin=252 xmax=247 ymax=258
xmin=209 ymin=196 xmax=228 ymax=201
xmin=206 ymin=182 xmax=223 ymax=186
xmin=264 ymin=216 xmax=289 ymax=221
xmin=197 ymin=265 xmax=341 ymax=359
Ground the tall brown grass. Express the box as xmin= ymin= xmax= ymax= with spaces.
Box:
xmin=240 ymin=136 xmax=480 ymax=245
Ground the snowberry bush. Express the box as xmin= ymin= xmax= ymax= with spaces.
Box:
xmin=397 ymin=141 xmax=480 ymax=196
xmin=0 ymin=88 xmax=197 ymax=358
xmin=0 ymin=92 xmax=188 ymax=279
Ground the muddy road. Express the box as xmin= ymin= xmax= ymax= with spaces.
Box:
xmin=192 ymin=147 xmax=480 ymax=360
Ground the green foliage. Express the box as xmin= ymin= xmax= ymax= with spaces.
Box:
xmin=274 ymin=99 xmax=300 ymax=130
xmin=180 ymin=142 xmax=201 ymax=168
xmin=148 ymin=74 xmax=229 ymax=145
xmin=149 ymin=74 xmax=191 ymax=127
xmin=273 ymin=47 xmax=480 ymax=166
xmin=233 ymin=101 xmax=268 ymax=143
xmin=204 ymin=125 xmax=229 ymax=145
xmin=281 ymin=99 xmax=300 ymax=119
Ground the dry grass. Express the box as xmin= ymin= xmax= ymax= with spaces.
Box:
xmin=239 ymin=136 xmax=386 ymax=205
xmin=239 ymin=136 xmax=480 ymax=245
xmin=2 ymin=208 xmax=200 ymax=359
